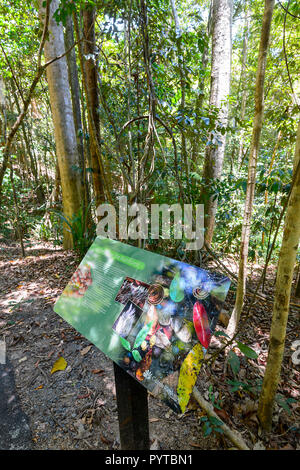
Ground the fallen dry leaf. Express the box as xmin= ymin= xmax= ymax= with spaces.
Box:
xmin=189 ymin=442 xmax=202 ymax=448
xmin=77 ymin=392 xmax=91 ymax=399
xmin=81 ymin=345 xmax=92 ymax=356
xmin=18 ymin=356 xmax=27 ymax=363
xmin=91 ymin=369 xmax=105 ymax=375
xmin=100 ymin=434 xmax=112 ymax=445
xmin=214 ymin=407 xmax=231 ymax=424
xmin=50 ymin=356 xmax=67 ymax=374
xmin=96 ymin=398 xmax=106 ymax=406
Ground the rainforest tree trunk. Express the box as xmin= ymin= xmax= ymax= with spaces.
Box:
xmin=237 ymin=3 xmax=250 ymax=169
xmin=83 ymin=4 xmax=105 ymax=207
xmin=257 ymin=119 xmax=300 ymax=431
xmin=295 ymin=268 xmax=300 ymax=298
xmin=170 ymin=0 xmax=189 ymax=192
xmin=40 ymin=0 xmax=82 ymax=249
xmin=10 ymin=79 xmax=45 ymax=203
xmin=191 ymin=7 xmax=212 ymax=167
xmin=226 ymin=0 xmax=275 ymax=337
xmin=64 ymin=14 xmax=87 ymax=210
xmin=200 ymin=0 xmax=232 ymax=244
xmin=0 ymin=76 xmax=8 ymax=196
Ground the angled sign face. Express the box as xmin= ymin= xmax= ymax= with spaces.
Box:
xmin=54 ymin=237 xmax=230 ymax=413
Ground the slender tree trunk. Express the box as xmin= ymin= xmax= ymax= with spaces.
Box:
xmin=0 ymin=76 xmax=6 ymax=145
xmin=257 ymin=119 xmax=300 ymax=431
xmin=0 ymin=0 xmax=51 ymax=205
xmin=72 ymin=8 xmax=112 ymax=205
xmin=10 ymin=79 xmax=45 ymax=203
xmin=295 ymin=266 xmax=300 ymax=298
xmin=170 ymin=0 xmax=189 ymax=193
xmin=237 ymin=5 xmax=250 ymax=169
xmin=200 ymin=0 xmax=232 ymax=244
xmin=261 ymin=130 xmax=282 ymax=246
xmin=124 ymin=6 xmax=135 ymax=192
xmin=40 ymin=0 xmax=82 ymax=249
xmin=191 ymin=7 xmax=212 ymax=167
xmin=19 ymin=136 xmax=30 ymax=181
xmin=10 ymin=163 xmax=25 ymax=257
xmin=53 ymin=158 xmax=61 ymax=205
xmin=0 ymin=73 xmax=9 ymax=196
xmin=82 ymin=4 xmax=105 ymax=207
xmin=64 ymin=14 xmax=87 ymax=208
xmin=226 ymin=0 xmax=275 ymax=337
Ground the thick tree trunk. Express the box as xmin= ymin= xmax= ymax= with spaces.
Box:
xmin=200 ymin=0 xmax=232 ymax=244
xmin=258 ymin=119 xmax=300 ymax=431
xmin=226 ymin=0 xmax=275 ymax=337
xmin=40 ymin=0 xmax=82 ymax=249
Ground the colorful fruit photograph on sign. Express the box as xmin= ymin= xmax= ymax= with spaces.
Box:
xmin=54 ymin=237 xmax=231 ymax=414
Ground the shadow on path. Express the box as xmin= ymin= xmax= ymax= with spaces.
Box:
xmin=0 ymin=358 xmax=32 ymax=449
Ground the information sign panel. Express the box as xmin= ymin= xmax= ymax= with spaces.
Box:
xmin=54 ymin=237 xmax=230 ymax=413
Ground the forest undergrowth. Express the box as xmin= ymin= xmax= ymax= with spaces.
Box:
xmin=0 ymin=238 xmax=298 ymax=450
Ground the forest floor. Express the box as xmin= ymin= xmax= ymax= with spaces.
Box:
xmin=0 ymin=239 xmax=299 ymax=451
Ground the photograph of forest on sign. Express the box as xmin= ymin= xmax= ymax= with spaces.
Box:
xmin=54 ymin=237 xmax=231 ymax=414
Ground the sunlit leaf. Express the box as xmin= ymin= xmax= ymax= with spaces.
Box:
xmin=177 ymin=343 xmax=204 ymax=413
xmin=50 ymin=356 xmax=67 ymax=374
xmin=237 ymin=342 xmax=258 ymax=359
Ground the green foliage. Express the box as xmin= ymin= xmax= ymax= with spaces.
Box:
xmin=275 ymin=393 xmax=297 ymax=415
xmin=0 ymin=0 xmax=299 ymax=268
xmin=213 ymin=330 xmax=230 ymax=339
xmin=227 ymin=342 xmax=258 ymax=377
xmin=199 ymin=415 xmax=224 ymax=437
xmin=228 ymin=350 xmax=240 ymax=376
xmin=0 ymin=163 xmax=40 ymax=240
xmin=33 ymin=210 xmax=62 ymax=245
xmin=227 ymin=379 xmax=256 ymax=395
xmin=52 ymin=203 xmax=96 ymax=256
xmin=236 ymin=342 xmax=258 ymax=360
xmin=207 ymin=384 xmax=222 ymax=410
